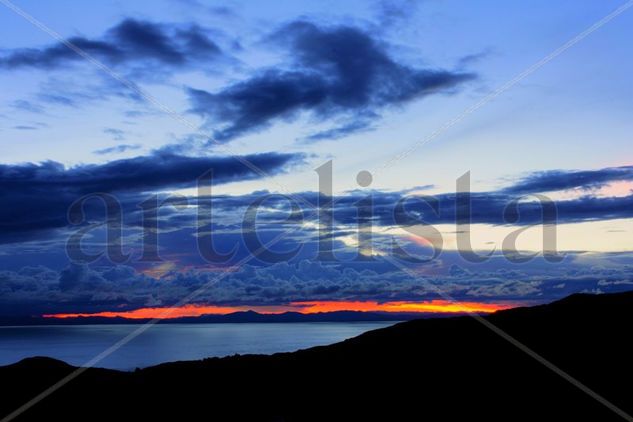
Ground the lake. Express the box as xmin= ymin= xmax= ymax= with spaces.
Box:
xmin=0 ymin=322 xmax=396 ymax=371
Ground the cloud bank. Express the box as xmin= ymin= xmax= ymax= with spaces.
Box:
xmin=0 ymin=151 xmax=302 ymax=241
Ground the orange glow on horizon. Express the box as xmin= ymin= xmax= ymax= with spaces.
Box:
xmin=44 ymin=300 xmax=514 ymax=320
xmin=291 ymin=300 xmax=512 ymax=314
xmin=44 ymin=304 xmax=296 ymax=319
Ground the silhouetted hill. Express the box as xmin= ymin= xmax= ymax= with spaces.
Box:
xmin=1 ymin=291 xmax=632 ymax=421
xmin=0 ymin=310 xmax=417 ymax=326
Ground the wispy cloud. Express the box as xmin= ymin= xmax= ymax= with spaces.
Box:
xmin=11 ymin=99 xmax=45 ymax=114
xmin=102 ymin=128 xmax=127 ymax=141
xmin=506 ymin=166 xmax=633 ymax=194
xmin=93 ymin=144 xmax=141 ymax=155
xmin=299 ymin=112 xmax=377 ymax=143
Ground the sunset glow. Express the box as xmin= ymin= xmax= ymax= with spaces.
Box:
xmin=291 ymin=300 xmax=513 ymax=314
xmin=44 ymin=300 xmax=514 ymax=319
xmin=44 ymin=304 xmax=296 ymax=319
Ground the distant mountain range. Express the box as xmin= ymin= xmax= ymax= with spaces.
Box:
xmin=0 ymin=310 xmax=429 ymax=326
xmin=2 ymin=291 xmax=632 ymax=421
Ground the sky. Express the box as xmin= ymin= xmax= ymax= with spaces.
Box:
xmin=1 ymin=0 xmax=632 ymax=318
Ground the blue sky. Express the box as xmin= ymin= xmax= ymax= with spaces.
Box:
xmin=1 ymin=0 xmax=632 ymax=317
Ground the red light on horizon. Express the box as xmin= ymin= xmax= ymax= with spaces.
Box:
xmin=43 ymin=299 xmax=514 ymax=320
xmin=290 ymin=300 xmax=512 ymax=314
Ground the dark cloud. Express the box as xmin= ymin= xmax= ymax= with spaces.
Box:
xmin=0 ymin=264 xmax=160 ymax=316
xmin=194 ymin=164 xmax=633 ymax=230
xmin=389 ymin=191 xmax=633 ymax=226
xmin=73 ymin=165 xmax=631 ymax=268
xmin=94 ymin=144 xmax=142 ymax=155
xmin=59 ymin=263 xmax=93 ymax=291
xmin=187 ymin=20 xmax=475 ymax=141
xmin=1 ymin=152 xmax=299 ymax=194
xmin=506 ymin=165 xmax=633 ymax=194
xmin=0 ymin=18 xmax=222 ymax=72
xmin=1 ymin=161 xmax=631 ymax=260
xmin=228 ymin=190 xmax=633 ymax=228
xmin=0 ymin=151 xmax=302 ymax=242
xmin=2 ymin=259 xmax=633 ymax=316
xmin=2 ymin=163 xmax=633 ymax=316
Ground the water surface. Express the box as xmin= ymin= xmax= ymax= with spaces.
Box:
xmin=0 ymin=322 xmax=396 ymax=371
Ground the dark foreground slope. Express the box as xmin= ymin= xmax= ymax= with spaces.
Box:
xmin=1 ymin=291 xmax=632 ymax=421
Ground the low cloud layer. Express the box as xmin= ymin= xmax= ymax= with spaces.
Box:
xmin=1 ymin=162 xmax=633 ymax=316
xmin=2 ymin=259 xmax=633 ymax=317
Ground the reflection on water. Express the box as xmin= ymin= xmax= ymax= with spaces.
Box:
xmin=0 ymin=322 xmax=396 ymax=371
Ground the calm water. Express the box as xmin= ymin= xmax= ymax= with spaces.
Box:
xmin=0 ymin=322 xmax=395 ymax=371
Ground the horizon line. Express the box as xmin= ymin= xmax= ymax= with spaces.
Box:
xmin=42 ymin=299 xmax=517 ymax=320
